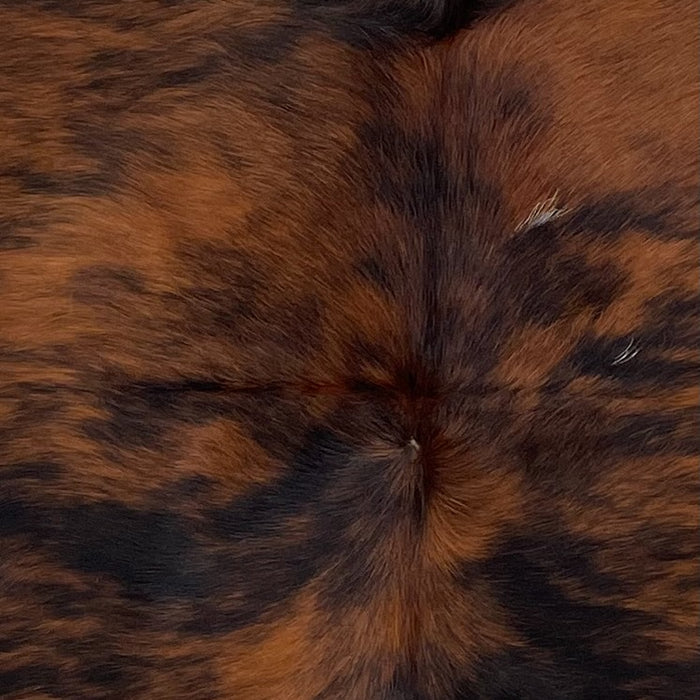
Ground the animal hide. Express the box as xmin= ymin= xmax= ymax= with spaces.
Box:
xmin=0 ymin=1 xmax=698 ymax=697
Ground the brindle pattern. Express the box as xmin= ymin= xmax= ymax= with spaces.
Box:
xmin=1 ymin=1 xmax=698 ymax=698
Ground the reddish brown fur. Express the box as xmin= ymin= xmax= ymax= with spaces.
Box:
xmin=1 ymin=1 xmax=698 ymax=698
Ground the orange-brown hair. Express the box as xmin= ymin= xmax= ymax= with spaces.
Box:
xmin=1 ymin=1 xmax=698 ymax=697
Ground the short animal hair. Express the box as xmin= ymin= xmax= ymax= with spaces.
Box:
xmin=0 ymin=0 xmax=697 ymax=697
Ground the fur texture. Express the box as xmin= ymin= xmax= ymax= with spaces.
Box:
xmin=0 ymin=1 xmax=698 ymax=697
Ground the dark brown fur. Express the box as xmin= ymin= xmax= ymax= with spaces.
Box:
xmin=1 ymin=1 xmax=698 ymax=697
